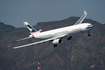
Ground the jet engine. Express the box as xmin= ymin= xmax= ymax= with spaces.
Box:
xmin=29 ymin=35 xmax=34 ymax=38
xmin=52 ymin=39 xmax=62 ymax=44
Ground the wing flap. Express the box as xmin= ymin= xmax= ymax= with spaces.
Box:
xmin=13 ymin=34 xmax=67 ymax=49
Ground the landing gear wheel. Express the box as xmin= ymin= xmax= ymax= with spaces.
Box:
xmin=87 ymin=31 xmax=91 ymax=37
xmin=54 ymin=44 xmax=57 ymax=47
xmin=67 ymin=36 xmax=72 ymax=41
xmin=88 ymin=34 xmax=91 ymax=36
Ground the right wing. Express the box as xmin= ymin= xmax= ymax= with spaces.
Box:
xmin=13 ymin=34 xmax=67 ymax=49
xmin=74 ymin=11 xmax=87 ymax=25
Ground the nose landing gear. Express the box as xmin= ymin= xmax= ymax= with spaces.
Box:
xmin=88 ymin=34 xmax=91 ymax=36
xmin=88 ymin=32 xmax=91 ymax=37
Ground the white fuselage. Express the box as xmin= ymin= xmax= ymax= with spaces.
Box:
xmin=31 ymin=23 xmax=93 ymax=39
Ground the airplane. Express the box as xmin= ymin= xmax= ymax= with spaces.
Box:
xmin=13 ymin=11 xmax=93 ymax=49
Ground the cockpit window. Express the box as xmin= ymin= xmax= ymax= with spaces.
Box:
xmin=87 ymin=25 xmax=93 ymax=29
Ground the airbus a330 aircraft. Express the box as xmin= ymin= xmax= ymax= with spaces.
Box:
xmin=13 ymin=11 xmax=93 ymax=49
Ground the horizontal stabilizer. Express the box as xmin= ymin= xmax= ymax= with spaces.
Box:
xmin=17 ymin=36 xmax=32 ymax=41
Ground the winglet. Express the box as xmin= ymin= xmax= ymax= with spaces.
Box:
xmin=84 ymin=10 xmax=87 ymax=15
xmin=8 ymin=46 xmax=14 ymax=49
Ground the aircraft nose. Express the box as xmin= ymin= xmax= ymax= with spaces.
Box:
xmin=91 ymin=24 xmax=94 ymax=28
xmin=86 ymin=24 xmax=94 ymax=29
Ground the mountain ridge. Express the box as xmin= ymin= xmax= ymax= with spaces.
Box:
xmin=0 ymin=17 xmax=105 ymax=70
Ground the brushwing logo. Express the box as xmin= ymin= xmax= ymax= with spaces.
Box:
xmin=27 ymin=25 xmax=33 ymax=32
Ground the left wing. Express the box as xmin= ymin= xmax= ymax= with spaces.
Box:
xmin=74 ymin=10 xmax=87 ymax=25
xmin=13 ymin=34 xmax=67 ymax=49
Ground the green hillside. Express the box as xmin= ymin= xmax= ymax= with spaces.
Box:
xmin=0 ymin=17 xmax=105 ymax=70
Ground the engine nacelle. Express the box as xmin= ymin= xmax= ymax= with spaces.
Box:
xmin=52 ymin=39 xmax=62 ymax=44
xmin=29 ymin=35 xmax=34 ymax=38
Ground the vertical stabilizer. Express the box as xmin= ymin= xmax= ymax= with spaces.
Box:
xmin=23 ymin=22 xmax=37 ymax=33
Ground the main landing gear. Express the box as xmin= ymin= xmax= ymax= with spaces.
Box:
xmin=54 ymin=44 xmax=58 ymax=47
xmin=67 ymin=36 xmax=72 ymax=41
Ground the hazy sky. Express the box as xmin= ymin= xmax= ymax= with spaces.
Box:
xmin=0 ymin=0 xmax=105 ymax=27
